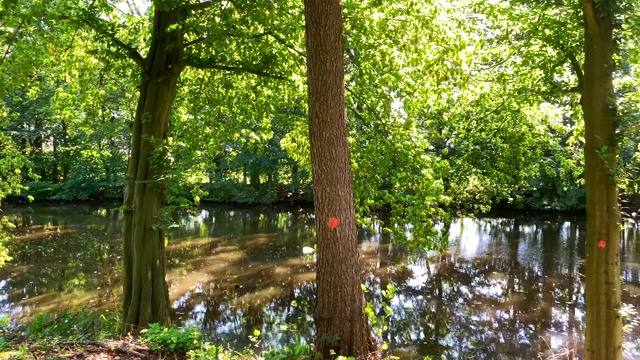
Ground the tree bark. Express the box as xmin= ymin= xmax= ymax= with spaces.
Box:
xmin=304 ymin=0 xmax=378 ymax=358
xmin=581 ymin=1 xmax=622 ymax=359
xmin=122 ymin=5 xmax=184 ymax=332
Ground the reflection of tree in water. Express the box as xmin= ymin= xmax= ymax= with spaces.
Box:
xmin=622 ymin=225 xmax=640 ymax=284
xmin=168 ymin=207 xmax=318 ymax=349
xmin=3 ymin=205 xmax=640 ymax=358
xmin=0 ymin=205 xmax=122 ymax=313
xmin=175 ymin=282 xmax=316 ymax=350
xmin=381 ymin=216 xmax=638 ymax=359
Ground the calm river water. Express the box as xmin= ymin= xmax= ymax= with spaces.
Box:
xmin=1 ymin=204 xmax=640 ymax=359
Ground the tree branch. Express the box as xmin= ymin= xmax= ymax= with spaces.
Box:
xmin=184 ymin=36 xmax=207 ymax=48
xmin=184 ymin=1 xmax=218 ymax=12
xmin=345 ymin=86 xmax=385 ymax=125
xmin=80 ymin=15 xmax=146 ymax=68
xmin=266 ymin=31 xmax=305 ymax=58
xmin=104 ymin=32 xmax=145 ymax=67
xmin=107 ymin=1 xmax=128 ymax=16
xmin=185 ymin=31 xmax=270 ymax=48
xmin=125 ymin=0 xmax=143 ymax=17
xmin=567 ymin=52 xmax=584 ymax=94
xmin=0 ymin=16 xmax=26 ymax=68
xmin=183 ymin=58 xmax=287 ymax=80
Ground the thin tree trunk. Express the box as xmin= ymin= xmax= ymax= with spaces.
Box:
xmin=581 ymin=0 xmax=622 ymax=358
xmin=33 ymin=116 xmax=43 ymax=152
xmin=60 ymin=120 xmax=69 ymax=181
xmin=291 ymin=163 xmax=299 ymax=189
xmin=52 ymin=133 xmax=59 ymax=182
xmin=304 ymin=0 xmax=377 ymax=358
xmin=122 ymin=6 xmax=183 ymax=332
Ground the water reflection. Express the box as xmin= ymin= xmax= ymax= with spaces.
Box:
xmin=0 ymin=205 xmax=122 ymax=314
xmin=1 ymin=204 xmax=640 ymax=359
xmin=165 ymin=206 xmax=318 ymax=349
xmin=376 ymin=218 xmax=587 ymax=359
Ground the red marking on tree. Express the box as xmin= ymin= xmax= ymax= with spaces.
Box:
xmin=328 ymin=217 xmax=339 ymax=229
xmin=598 ymin=240 xmax=607 ymax=248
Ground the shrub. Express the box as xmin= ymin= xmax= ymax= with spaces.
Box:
xmin=142 ymin=323 xmax=201 ymax=355
xmin=26 ymin=309 xmax=120 ymax=340
xmin=188 ymin=343 xmax=225 ymax=360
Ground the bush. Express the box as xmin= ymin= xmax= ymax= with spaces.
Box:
xmin=23 ymin=180 xmax=123 ymax=201
xmin=202 ymin=180 xmax=312 ymax=204
xmin=188 ymin=343 xmax=226 ymax=360
xmin=142 ymin=323 xmax=201 ymax=355
xmin=26 ymin=309 xmax=120 ymax=340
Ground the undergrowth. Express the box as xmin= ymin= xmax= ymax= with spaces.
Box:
xmin=0 ymin=309 xmax=413 ymax=360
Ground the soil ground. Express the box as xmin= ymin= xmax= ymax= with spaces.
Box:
xmin=0 ymin=331 xmax=182 ymax=360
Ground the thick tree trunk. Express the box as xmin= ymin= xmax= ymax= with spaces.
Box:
xmin=581 ymin=1 xmax=622 ymax=359
xmin=122 ymin=6 xmax=183 ymax=333
xmin=304 ymin=0 xmax=378 ymax=358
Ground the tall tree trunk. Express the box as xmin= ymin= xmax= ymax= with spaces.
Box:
xmin=52 ymin=134 xmax=59 ymax=182
xmin=60 ymin=120 xmax=69 ymax=181
xmin=291 ymin=163 xmax=299 ymax=189
xmin=122 ymin=6 xmax=183 ymax=332
xmin=33 ymin=116 xmax=43 ymax=152
xmin=304 ymin=0 xmax=378 ymax=358
xmin=581 ymin=0 xmax=622 ymax=358
xmin=250 ymin=168 xmax=260 ymax=188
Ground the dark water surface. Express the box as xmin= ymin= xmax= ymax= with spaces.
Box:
xmin=2 ymin=204 xmax=640 ymax=359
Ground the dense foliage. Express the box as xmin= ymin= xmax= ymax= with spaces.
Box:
xmin=1 ymin=1 xmax=637 ymax=358
xmin=0 ymin=0 xmax=638 ymax=240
